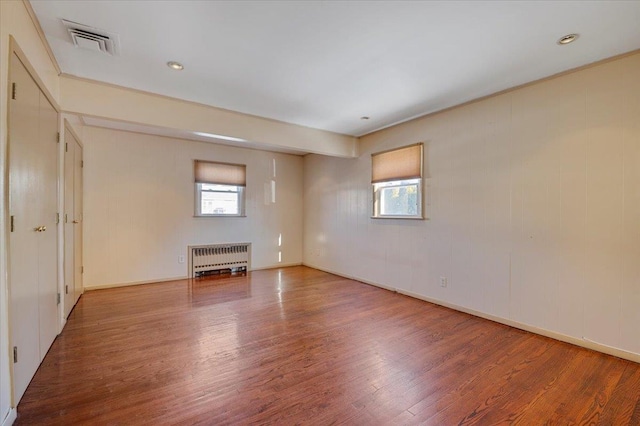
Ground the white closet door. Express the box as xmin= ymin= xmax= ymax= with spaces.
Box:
xmin=9 ymin=53 xmax=59 ymax=403
xmin=9 ymin=53 xmax=44 ymax=403
xmin=64 ymin=128 xmax=84 ymax=315
xmin=73 ymin=142 xmax=84 ymax=304
xmin=64 ymin=131 xmax=75 ymax=318
xmin=36 ymin=91 xmax=59 ymax=357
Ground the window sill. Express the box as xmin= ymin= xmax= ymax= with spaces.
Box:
xmin=194 ymin=215 xmax=247 ymax=218
xmin=370 ymin=216 xmax=426 ymax=220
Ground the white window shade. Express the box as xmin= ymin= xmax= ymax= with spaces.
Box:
xmin=371 ymin=143 xmax=423 ymax=184
xmin=195 ymin=160 xmax=246 ymax=186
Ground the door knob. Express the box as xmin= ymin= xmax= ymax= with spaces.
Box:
xmin=72 ymin=220 xmax=79 ymax=224
xmin=34 ymin=226 xmax=46 ymax=232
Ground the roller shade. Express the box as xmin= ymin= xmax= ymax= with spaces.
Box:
xmin=195 ymin=160 xmax=246 ymax=186
xmin=371 ymin=143 xmax=422 ymax=184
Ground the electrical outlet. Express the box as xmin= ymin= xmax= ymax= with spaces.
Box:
xmin=178 ymin=255 xmax=185 ymax=264
xmin=440 ymin=276 xmax=448 ymax=288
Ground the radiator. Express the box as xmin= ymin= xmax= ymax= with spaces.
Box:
xmin=188 ymin=243 xmax=251 ymax=277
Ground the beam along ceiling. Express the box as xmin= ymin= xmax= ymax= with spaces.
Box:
xmin=31 ymin=1 xmax=640 ymax=137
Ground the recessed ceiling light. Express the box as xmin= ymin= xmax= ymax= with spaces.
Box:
xmin=167 ymin=61 xmax=184 ymax=70
xmin=557 ymin=34 xmax=579 ymax=45
xmin=360 ymin=116 xmax=370 ymax=120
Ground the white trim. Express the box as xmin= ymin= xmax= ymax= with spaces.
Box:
xmin=249 ymin=262 xmax=302 ymax=271
xmin=194 ymin=183 xmax=245 ymax=217
xmin=84 ymin=263 xmax=303 ymax=291
xmin=2 ymin=408 xmax=16 ymax=426
xmin=302 ymin=263 xmax=640 ymax=364
xmin=398 ymin=289 xmax=640 ymax=364
xmin=302 ymin=263 xmax=397 ymax=292
xmin=84 ymin=276 xmax=188 ymax=291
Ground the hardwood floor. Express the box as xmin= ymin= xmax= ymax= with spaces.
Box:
xmin=16 ymin=266 xmax=640 ymax=425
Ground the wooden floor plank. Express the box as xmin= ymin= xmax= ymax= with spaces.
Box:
xmin=597 ymin=363 xmax=640 ymax=425
xmin=14 ymin=266 xmax=640 ymax=425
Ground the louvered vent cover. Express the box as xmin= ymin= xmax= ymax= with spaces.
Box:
xmin=62 ymin=19 xmax=120 ymax=55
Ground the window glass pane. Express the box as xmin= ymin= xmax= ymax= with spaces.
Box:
xmin=380 ymin=184 xmax=418 ymax=216
xmin=197 ymin=183 xmax=243 ymax=216
xmin=201 ymin=190 xmax=239 ymax=215
xmin=373 ymin=178 xmax=421 ymax=218
xmin=201 ymin=183 xmax=238 ymax=192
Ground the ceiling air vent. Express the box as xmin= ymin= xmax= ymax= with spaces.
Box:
xmin=62 ymin=19 xmax=120 ymax=55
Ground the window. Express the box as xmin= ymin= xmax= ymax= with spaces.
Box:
xmin=195 ymin=160 xmax=246 ymax=216
xmin=371 ymin=143 xmax=423 ymax=219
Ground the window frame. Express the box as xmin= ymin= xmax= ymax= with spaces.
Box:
xmin=195 ymin=183 xmax=246 ymax=217
xmin=371 ymin=143 xmax=424 ymax=220
xmin=373 ymin=178 xmax=423 ymax=219
xmin=194 ymin=160 xmax=247 ymax=218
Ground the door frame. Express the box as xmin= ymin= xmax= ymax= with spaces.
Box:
xmin=4 ymin=37 xmax=62 ymax=408
xmin=62 ymin=119 xmax=84 ymax=318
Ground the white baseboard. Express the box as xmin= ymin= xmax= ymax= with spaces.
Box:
xmin=84 ymin=263 xmax=304 ymax=291
xmin=250 ymin=262 xmax=302 ymax=271
xmin=398 ymin=289 xmax=640 ymax=364
xmin=302 ymin=263 xmax=640 ymax=364
xmin=85 ymin=275 xmax=188 ymax=291
xmin=302 ymin=262 xmax=397 ymax=291
xmin=2 ymin=408 xmax=16 ymax=426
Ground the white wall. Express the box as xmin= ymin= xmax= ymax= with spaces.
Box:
xmin=83 ymin=126 xmax=303 ymax=289
xmin=304 ymin=52 xmax=640 ymax=360
xmin=0 ymin=2 xmax=60 ymax=423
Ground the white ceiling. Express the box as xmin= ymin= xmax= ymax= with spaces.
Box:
xmin=32 ymin=1 xmax=640 ymax=137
